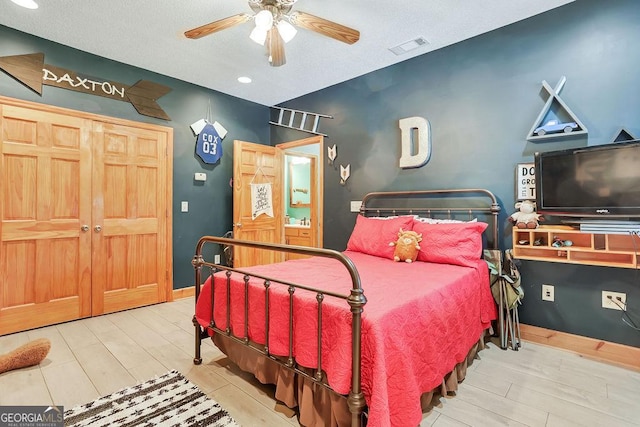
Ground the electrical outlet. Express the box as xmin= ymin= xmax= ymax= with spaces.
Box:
xmin=542 ymin=284 xmax=554 ymax=302
xmin=214 ymin=254 xmax=221 ymax=264
xmin=350 ymin=201 xmax=362 ymax=212
xmin=602 ymin=291 xmax=626 ymax=311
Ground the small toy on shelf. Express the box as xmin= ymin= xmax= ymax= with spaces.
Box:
xmin=509 ymin=200 xmax=544 ymax=229
xmin=552 ymin=236 xmax=573 ymax=247
xmin=534 ymin=119 xmax=578 ymax=136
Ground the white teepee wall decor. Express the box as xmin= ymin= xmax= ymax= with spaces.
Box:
xmin=526 ymin=76 xmax=588 ymax=142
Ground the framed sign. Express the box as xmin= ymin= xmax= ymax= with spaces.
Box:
xmin=516 ymin=163 xmax=536 ymax=200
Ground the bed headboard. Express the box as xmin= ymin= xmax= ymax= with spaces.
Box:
xmin=359 ymin=188 xmax=500 ymax=250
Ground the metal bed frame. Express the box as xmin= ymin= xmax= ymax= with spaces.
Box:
xmin=192 ymin=189 xmax=500 ymax=427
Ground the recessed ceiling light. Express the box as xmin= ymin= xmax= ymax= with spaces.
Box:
xmin=237 ymin=76 xmax=252 ymax=84
xmin=11 ymin=0 xmax=39 ymax=9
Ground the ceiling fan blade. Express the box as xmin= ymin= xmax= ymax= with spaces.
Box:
xmin=267 ymin=27 xmax=286 ymax=67
xmin=289 ymin=11 xmax=360 ymax=45
xmin=184 ymin=13 xmax=251 ymax=39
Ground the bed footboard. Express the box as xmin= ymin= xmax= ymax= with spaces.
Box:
xmin=192 ymin=238 xmax=367 ymax=427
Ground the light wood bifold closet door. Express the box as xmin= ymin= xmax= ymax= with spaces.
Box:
xmin=0 ymin=97 xmax=173 ymax=335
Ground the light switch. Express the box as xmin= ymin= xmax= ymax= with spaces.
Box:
xmin=350 ymin=201 xmax=362 ymax=212
xmin=194 ymin=172 xmax=207 ymax=181
xmin=181 ymin=201 xmax=188 ymax=212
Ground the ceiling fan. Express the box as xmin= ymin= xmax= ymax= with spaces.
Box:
xmin=184 ymin=0 xmax=360 ymax=67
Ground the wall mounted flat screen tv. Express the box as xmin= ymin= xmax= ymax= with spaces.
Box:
xmin=535 ymin=140 xmax=640 ymax=218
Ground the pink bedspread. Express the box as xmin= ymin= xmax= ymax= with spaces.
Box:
xmin=195 ymin=251 xmax=496 ymax=427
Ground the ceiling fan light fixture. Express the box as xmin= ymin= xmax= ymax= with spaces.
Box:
xmin=254 ymin=10 xmax=274 ymax=31
xmin=184 ymin=1 xmax=359 ymax=67
xmin=249 ymin=26 xmax=268 ymax=45
xmin=276 ymin=20 xmax=297 ymax=43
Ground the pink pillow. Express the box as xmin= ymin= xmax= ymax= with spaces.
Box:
xmin=346 ymin=215 xmax=414 ymax=259
xmin=413 ymin=221 xmax=488 ymax=267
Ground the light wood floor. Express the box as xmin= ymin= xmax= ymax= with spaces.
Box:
xmin=1 ymin=298 xmax=639 ymax=427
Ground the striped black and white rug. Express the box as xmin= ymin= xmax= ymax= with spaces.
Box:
xmin=64 ymin=370 xmax=240 ymax=427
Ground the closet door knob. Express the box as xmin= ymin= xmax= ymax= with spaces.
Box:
xmin=94 ymin=225 xmax=102 ymax=233
xmin=81 ymin=225 xmax=90 ymax=232
xmin=235 ymin=222 xmax=242 ymax=228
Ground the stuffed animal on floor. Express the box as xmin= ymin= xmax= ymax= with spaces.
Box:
xmin=0 ymin=338 xmax=51 ymax=374
xmin=389 ymin=228 xmax=422 ymax=263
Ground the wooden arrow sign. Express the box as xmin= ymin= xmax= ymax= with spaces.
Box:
xmin=0 ymin=53 xmax=171 ymax=120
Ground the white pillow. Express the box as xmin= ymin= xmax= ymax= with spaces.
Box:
xmin=414 ymin=217 xmax=477 ymax=224
xmin=367 ymin=214 xmax=418 ymax=220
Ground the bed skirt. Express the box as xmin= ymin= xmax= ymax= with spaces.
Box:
xmin=211 ymin=330 xmax=488 ymax=427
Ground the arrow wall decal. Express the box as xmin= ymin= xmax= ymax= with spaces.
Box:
xmin=0 ymin=53 xmax=171 ymax=120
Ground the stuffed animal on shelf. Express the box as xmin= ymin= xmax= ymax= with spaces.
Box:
xmin=0 ymin=338 xmax=51 ymax=374
xmin=389 ymin=228 xmax=422 ymax=263
xmin=509 ymin=200 xmax=544 ymax=229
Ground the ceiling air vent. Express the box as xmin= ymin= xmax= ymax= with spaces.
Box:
xmin=389 ymin=37 xmax=429 ymax=56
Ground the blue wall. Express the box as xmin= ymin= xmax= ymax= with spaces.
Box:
xmin=273 ymin=0 xmax=640 ymax=347
xmin=0 ymin=24 xmax=270 ymax=290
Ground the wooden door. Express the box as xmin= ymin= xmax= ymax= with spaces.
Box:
xmin=91 ymin=122 xmax=170 ymax=315
xmin=0 ymin=104 xmax=93 ymax=334
xmin=233 ymin=140 xmax=283 ymax=267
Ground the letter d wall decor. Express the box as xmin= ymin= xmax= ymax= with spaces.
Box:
xmin=398 ymin=116 xmax=432 ymax=169
xmin=0 ymin=52 xmax=172 ymax=120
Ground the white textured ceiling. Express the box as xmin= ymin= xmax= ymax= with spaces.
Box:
xmin=0 ymin=0 xmax=573 ymax=106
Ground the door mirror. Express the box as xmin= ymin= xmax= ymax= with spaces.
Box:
xmin=288 ymin=156 xmax=312 ymax=208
